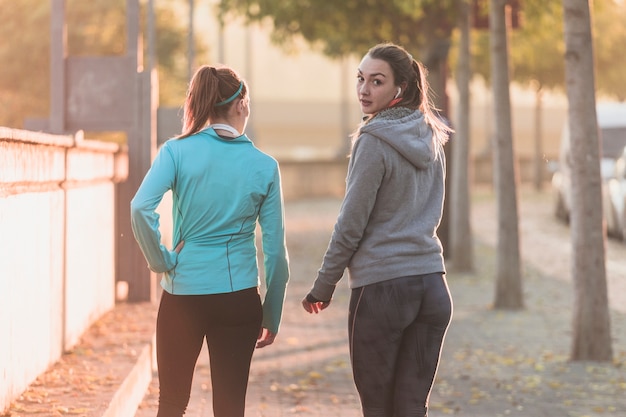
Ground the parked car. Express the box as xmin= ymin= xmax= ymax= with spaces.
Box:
xmin=552 ymin=102 xmax=626 ymax=224
xmin=605 ymin=145 xmax=626 ymax=240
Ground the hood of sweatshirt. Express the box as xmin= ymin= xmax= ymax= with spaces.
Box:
xmin=359 ymin=107 xmax=435 ymax=170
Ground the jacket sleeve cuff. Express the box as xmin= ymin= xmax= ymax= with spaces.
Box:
xmin=306 ymin=293 xmax=325 ymax=303
xmin=309 ymin=278 xmax=336 ymax=303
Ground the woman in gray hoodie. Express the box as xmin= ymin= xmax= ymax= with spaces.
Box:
xmin=302 ymin=42 xmax=453 ymax=417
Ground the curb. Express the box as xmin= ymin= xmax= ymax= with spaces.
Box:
xmin=102 ymin=334 xmax=156 ymax=417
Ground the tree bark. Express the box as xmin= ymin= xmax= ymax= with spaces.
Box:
xmin=422 ymin=37 xmax=452 ymax=259
xmin=533 ymin=83 xmax=544 ymax=191
xmin=490 ymin=0 xmax=523 ymax=309
xmin=562 ymin=0 xmax=613 ymax=362
xmin=450 ymin=0 xmax=473 ymax=271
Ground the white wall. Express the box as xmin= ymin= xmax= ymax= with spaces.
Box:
xmin=0 ymin=128 xmax=126 ymax=411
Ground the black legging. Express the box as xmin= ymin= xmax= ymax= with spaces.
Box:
xmin=156 ymin=288 xmax=262 ymax=417
xmin=348 ymin=273 xmax=453 ymax=417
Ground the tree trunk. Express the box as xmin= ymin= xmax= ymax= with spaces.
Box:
xmin=422 ymin=37 xmax=452 ymax=259
xmin=562 ymin=0 xmax=613 ymax=362
xmin=450 ymin=0 xmax=473 ymax=272
xmin=490 ymin=0 xmax=523 ymax=309
xmin=533 ymin=83 xmax=544 ymax=191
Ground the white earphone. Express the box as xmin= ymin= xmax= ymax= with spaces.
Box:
xmin=394 ymin=87 xmax=402 ymax=99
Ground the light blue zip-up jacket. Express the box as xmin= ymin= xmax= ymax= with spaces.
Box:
xmin=130 ymin=127 xmax=289 ymax=333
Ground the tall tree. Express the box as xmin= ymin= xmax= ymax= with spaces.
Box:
xmin=562 ymin=0 xmax=612 ymax=362
xmin=490 ymin=0 xmax=523 ymax=309
xmin=449 ymin=0 xmax=474 ymax=271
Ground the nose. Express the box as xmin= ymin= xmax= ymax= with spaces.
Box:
xmin=358 ymin=83 xmax=368 ymax=96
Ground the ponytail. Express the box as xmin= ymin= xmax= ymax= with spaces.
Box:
xmin=177 ymin=65 xmax=247 ymax=139
xmin=409 ymin=59 xmax=452 ymax=151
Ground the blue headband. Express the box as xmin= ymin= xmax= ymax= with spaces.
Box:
xmin=216 ymin=81 xmax=244 ymax=107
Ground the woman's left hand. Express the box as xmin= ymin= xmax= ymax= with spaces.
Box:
xmin=301 ymin=298 xmax=331 ymax=314
xmin=256 ymin=327 xmax=276 ymax=348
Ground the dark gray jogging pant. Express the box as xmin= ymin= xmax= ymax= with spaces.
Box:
xmin=348 ymin=273 xmax=452 ymax=417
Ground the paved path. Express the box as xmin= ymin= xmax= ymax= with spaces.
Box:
xmin=136 ymin=189 xmax=626 ymax=417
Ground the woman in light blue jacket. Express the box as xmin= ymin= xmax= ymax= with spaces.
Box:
xmin=131 ymin=65 xmax=289 ymax=417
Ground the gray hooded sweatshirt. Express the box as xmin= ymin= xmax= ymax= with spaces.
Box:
xmin=309 ymin=107 xmax=446 ymax=302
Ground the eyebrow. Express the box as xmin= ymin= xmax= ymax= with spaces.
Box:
xmin=357 ymin=69 xmax=387 ymax=78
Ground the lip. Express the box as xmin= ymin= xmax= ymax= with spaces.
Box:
xmin=360 ymin=99 xmax=372 ymax=107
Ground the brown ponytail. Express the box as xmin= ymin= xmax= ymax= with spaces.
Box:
xmin=177 ymin=65 xmax=248 ymax=139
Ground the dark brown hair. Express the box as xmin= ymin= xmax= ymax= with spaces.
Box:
xmin=364 ymin=42 xmax=452 ymax=148
xmin=177 ymin=65 xmax=248 ymax=139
